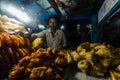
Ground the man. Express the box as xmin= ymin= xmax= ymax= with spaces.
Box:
xmin=32 ymin=15 xmax=67 ymax=49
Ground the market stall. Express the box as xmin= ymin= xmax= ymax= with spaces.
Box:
xmin=0 ymin=0 xmax=120 ymax=80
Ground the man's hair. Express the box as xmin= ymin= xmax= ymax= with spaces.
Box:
xmin=48 ymin=15 xmax=60 ymax=23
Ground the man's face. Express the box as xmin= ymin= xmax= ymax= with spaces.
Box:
xmin=49 ymin=18 xmax=57 ymax=29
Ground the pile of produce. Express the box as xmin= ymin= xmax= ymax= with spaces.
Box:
xmin=0 ymin=14 xmax=26 ymax=33
xmin=32 ymin=38 xmax=46 ymax=50
xmin=1 ymin=31 xmax=120 ymax=80
xmin=8 ymin=48 xmax=67 ymax=80
xmin=67 ymin=42 xmax=120 ymax=80
xmin=0 ymin=33 xmax=31 ymax=74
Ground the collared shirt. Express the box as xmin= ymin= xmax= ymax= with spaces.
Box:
xmin=35 ymin=28 xmax=67 ymax=49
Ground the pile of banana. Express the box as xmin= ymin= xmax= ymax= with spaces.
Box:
xmin=67 ymin=42 xmax=120 ymax=80
xmin=1 ymin=32 xmax=120 ymax=80
xmin=0 ymin=33 xmax=31 ymax=75
xmin=8 ymin=48 xmax=67 ymax=80
xmin=32 ymin=38 xmax=46 ymax=49
xmin=0 ymin=33 xmax=31 ymax=47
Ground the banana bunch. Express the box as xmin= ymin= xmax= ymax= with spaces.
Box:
xmin=32 ymin=38 xmax=46 ymax=49
xmin=0 ymin=33 xmax=25 ymax=47
xmin=66 ymin=42 xmax=120 ymax=79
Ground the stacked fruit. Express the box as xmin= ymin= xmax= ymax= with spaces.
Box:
xmin=67 ymin=42 xmax=120 ymax=80
xmin=0 ymin=33 xmax=30 ymax=74
xmin=8 ymin=48 xmax=67 ymax=80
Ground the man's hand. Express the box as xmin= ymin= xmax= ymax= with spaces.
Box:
xmin=31 ymin=34 xmax=37 ymax=39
